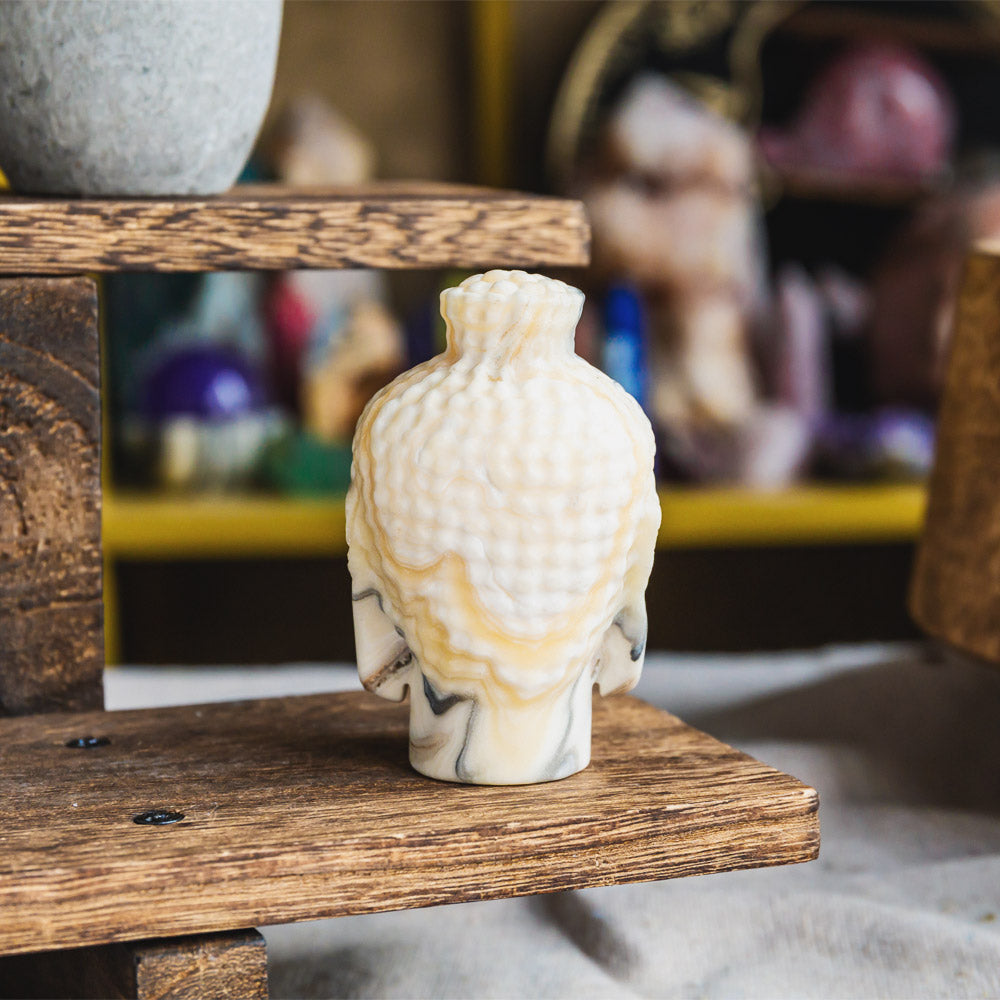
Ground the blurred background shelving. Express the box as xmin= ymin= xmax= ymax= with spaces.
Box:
xmin=102 ymin=0 xmax=1000 ymax=664
xmin=101 ymin=481 xmax=927 ymax=665
xmin=769 ymin=167 xmax=941 ymax=206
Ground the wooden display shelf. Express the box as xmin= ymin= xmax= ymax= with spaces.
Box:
xmin=0 ymin=185 xmax=821 ymax=993
xmin=0 ymin=182 xmax=589 ymax=273
xmin=0 ymin=691 xmax=818 ymax=957
xmin=102 ymin=484 xmax=927 ymax=559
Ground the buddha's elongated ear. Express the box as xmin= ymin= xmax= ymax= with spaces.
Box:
xmin=352 ymin=579 xmax=413 ymax=703
xmin=594 ymin=602 xmax=648 ymax=697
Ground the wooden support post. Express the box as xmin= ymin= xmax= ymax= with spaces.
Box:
xmin=911 ymin=247 xmax=1000 ymax=662
xmin=0 ymin=277 xmax=104 ymax=714
xmin=0 ymin=930 xmax=269 ymax=1000
xmin=0 ymin=278 xmax=270 ymax=998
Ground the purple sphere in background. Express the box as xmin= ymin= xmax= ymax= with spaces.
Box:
xmin=142 ymin=346 xmax=267 ymax=422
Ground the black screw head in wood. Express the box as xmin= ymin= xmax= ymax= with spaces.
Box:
xmin=132 ymin=809 xmax=185 ymax=826
xmin=64 ymin=736 xmax=110 ymax=749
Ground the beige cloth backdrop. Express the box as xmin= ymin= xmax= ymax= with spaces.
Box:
xmin=107 ymin=643 xmax=1000 ymax=999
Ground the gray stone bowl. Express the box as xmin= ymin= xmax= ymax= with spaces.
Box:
xmin=0 ymin=0 xmax=283 ymax=196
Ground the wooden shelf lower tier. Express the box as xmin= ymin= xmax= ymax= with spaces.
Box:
xmin=102 ymin=484 xmax=927 ymax=559
xmin=0 ymin=692 xmax=818 ymax=957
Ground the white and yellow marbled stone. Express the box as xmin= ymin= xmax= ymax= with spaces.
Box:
xmin=346 ymin=270 xmax=660 ymax=784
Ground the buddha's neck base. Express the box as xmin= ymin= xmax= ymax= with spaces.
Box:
xmin=407 ymin=666 xmax=594 ymax=785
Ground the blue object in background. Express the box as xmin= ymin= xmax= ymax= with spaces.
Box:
xmin=814 ymin=407 xmax=935 ymax=481
xmin=404 ymin=299 xmax=437 ymax=368
xmin=602 ymin=284 xmax=649 ymax=411
xmin=142 ymin=346 xmax=268 ymax=422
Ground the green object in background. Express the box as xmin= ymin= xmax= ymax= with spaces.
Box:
xmin=262 ymin=430 xmax=353 ymax=496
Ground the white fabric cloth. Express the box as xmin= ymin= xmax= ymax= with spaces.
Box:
xmin=106 ymin=643 xmax=1000 ymax=999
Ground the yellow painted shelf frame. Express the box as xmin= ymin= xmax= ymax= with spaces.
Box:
xmin=103 ymin=484 xmax=927 ymax=559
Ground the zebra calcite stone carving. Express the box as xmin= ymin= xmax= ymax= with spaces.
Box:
xmin=346 ymin=270 xmax=660 ymax=784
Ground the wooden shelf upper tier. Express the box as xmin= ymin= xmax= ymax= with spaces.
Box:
xmin=0 ymin=692 xmax=818 ymax=956
xmin=0 ymin=183 xmax=590 ymax=273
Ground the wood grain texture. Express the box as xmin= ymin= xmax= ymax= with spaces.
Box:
xmin=0 ymin=183 xmax=590 ymax=273
xmin=0 ymin=278 xmax=103 ymax=715
xmin=0 ymin=930 xmax=267 ymax=1000
xmin=911 ymin=247 xmax=1000 ymax=662
xmin=0 ymin=691 xmax=818 ymax=957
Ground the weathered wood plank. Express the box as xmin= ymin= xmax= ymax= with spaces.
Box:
xmin=0 ymin=930 xmax=268 ymax=1000
xmin=911 ymin=246 xmax=1000 ymax=662
xmin=0 ymin=183 xmax=590 ymax=273
xmin=0 ymin=277 xmax=103 ymax=714
xmin=0 ymin=691 xmax=819 ymax=956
